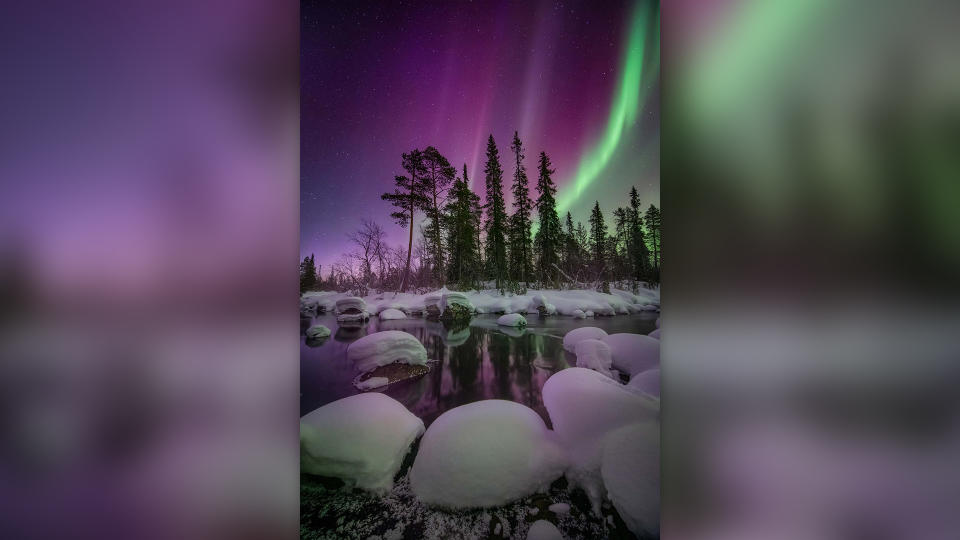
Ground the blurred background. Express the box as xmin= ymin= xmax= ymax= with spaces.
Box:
xmin=1 ymin=0 xmax=959 ymax=538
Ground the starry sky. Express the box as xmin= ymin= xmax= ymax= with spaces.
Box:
xmin=301 ymin=0 xmax=659 ymax=273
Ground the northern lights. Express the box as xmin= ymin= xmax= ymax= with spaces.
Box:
xmin=302 ymin=0 xmax=659 ymax=271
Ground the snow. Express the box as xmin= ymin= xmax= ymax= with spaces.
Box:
xmin=574 ymin=339 xmax=615 ymax=379
xmin=336 ymin=296 xmax=370 ymax=322
xmin=439 ymin=290 xmax=473 ymax=313
xmin=527 ymin=520 xmax=564 ymax=540
xmin=572 ymin=309 xmax=586 ymax=319
xmin=601 ymin=333 xmax=660 ymax=377
xmin=378 ymin=308 xmax=407 ymax=320
xmin=305 ymin=325 xmax=331 ymax=339
xmin=497 ymin=313 xmax=527 ymax=327
xmin=300 ymin=393 xmax=425 ymax=493
xmin=648 ymin=328 xmax=660 ymax=339
xmin=562 ymin=326 xmax=608 ymax=353
xmin=548 ymin=502 xmax=570 ymax=514
xmin=410 ymin=400 xmax=566 ymax=509
xmin=601 ymin=422 xmax=660 ymax=537
xmin=627 ymin=369 xmax=660 ymax=397
xmin=355 ymin=376 xmax=390 ymax=391
xmin=542 ymin=368 xmax=658 ymax=509
xmin=346 ymin=331 xmax=428 ymax=373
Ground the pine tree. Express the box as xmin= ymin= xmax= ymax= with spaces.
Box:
xmin=444 ymin=164 xmax=481 ymax=287
xmin=420 ymin=146 xmax=456 ymax=285
xmin=588 ymin=201 xmax=608 ymax=275
xmin=613 ymin=207 xmax=631 ymax=277
xmin=628 ymin=187 xmax=651 ymax=281
xmin=644 ymin=203 xmax=661 ymax=270
xmin=299 ymin=254 xmax=318 ymax=292
xmin=508 ymin=131 xmax=533 ymax=286
xmin=533 ymin=152 xmax=562 ymax=285
xmin=483 ymin=135 xmax=508 ymax=290
xmin=381 ymin=149 xmax=427 ymax=292
xmin=563 ymin=212 xmax=579 ymax=277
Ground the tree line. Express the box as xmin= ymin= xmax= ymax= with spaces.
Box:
xmin=300 ymin=132 xmax=660 ymax=294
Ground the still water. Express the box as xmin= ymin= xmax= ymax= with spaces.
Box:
xmin=300 ymin=313 xmax=658 ymax=425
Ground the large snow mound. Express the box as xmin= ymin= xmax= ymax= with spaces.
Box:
xmin=627 ymin=369 xmax=660 ymax=397
xmin=346 ymin=331 xmax=428 ymax=373
xmin=410 ymin=400 xmax=566 ymax=509
xmin=497 ymin=313 xmax=527 ymax=327
xmin=527 ymin=520 xmax=564 ymax=540
xmin=601 ymin=422 xmax=660 ymax=537
xmin=574 ymin=339 xmax=614 ymax=379
xmin=379 ymin=308 xmax=407 ymax=320
xmin=300 ymin=393 xmax=424 ymax=493
xmin=562 ymin=327 xmax=608 ymax=353
xmin=601 ymin=333 xmax=659 ymax=377
xmin=542 ymin=368 xmax=658 ymax=508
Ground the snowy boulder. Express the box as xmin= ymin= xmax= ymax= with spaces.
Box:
xmin=585 ymin=310 xmax=595 ymax=317
xmin=410 ymin=400 xmax=566 ymax=508
xmin=346 ymin=330 xmax=428 ymax=373
xmin=300 ymin=393 xmax=425 ymax=492
xmin=497 ymin=313 xmax=527 ymax=327
xmin=601 ymin=422 xmax=660 ymax=537
xmin=440 ymin=291 xmax=472 ymax=312
xmin=574 ymin=339 xmax=615 ymax=379
xmin=562 ymin=327 xmax=608 ymax=353
xmin=601 ymin=333 xmax=659 ymax=377
xmin=648 ymin=328 xmax=660 ymax=339
xmin=379 ymin=308 xmax=407 ymax=320
xmin=572 ymin=309 xmax=586 ymax=319
xmin=542 ymin=368 xmax=658 ymax=507
xmin=336 ymin=297 xmax=369 ymax=322
xmin=527 ymin=520 xmax=564 ymax=540
xmin=627 ymin=369 xmax=660 ymax=397
xmin=305 ymin=325 xmax=331 ymax=340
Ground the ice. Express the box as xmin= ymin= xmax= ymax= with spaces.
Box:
xmin=542 ymin=368 xmax=658 ymax=509
xmin=548 ymin=502 xmax=570 ymax=514
xmin=574 ymin=339 xmax=615 ymax=379
xmin=305 ymin=325 xmax=331 ymax=339
xmin=648 ymin=328 xmax=660 ymax=339
xmin=601 ymin=422 xmax=660 ymax=537
xmin=527 ymin=520 xmax=564 ymax=540
xmin=300 ymin=393 xmax=425 ymax=493
xmin=410 ymin=400 xmax=567 ymax=508
xmin=355 ymin=376 xmax=390 ymax=391
xmin=497 ymin=313 xmax=527 ymax=327
xmin=562 ymin=326 xmax=608 ymax=353
xmin=627 ymin=369 xmax=660 ymax=397
xmin=378 ymin=308 xmax=407 ymax=320
xmin=346 ymin=330 xmax=428 ymax=373
xmin=601 ymin=333 xmax=659 ymax=377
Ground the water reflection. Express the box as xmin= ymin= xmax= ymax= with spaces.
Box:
xmin=300 ymin=312 xmax=658 ymax=426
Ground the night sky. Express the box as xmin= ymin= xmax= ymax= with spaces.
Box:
xmin=301 ymin=0 xmax=659 ymax=272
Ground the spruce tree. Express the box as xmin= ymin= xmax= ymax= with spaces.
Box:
xmin=381 ymin=149 xmax=427 ymax=292
xmin=508 ymin=131 xmax=533 ymax=286
xmin=628 ymin=186 xmax=651 ymax=281
xmin=420 ymin=146 xmax=456 ymax=285
xmin=299 ymin=254 xmax=318 ymax=292
xmin=644 ymin=203 xmax=661 ymax=270
xmin=533 ymin=151 xmax=562 ymax=285
xmin=588 ymin=201 xmax=608 ymax=275
xmin=563 ymin=211 xmax=578 ymax=277
xmin=483 ymin=135 xmax=508 ymax=289
xmin=444 ymin=164 xmax=481 ymax=287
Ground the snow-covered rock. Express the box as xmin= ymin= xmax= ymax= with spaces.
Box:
xmin=305 ymin=325 xmax=331 ymax=340
xmin=497 ymin=313 xmax=527 ymax=327
xmin=527 ymin=520 xmax=564 ymax=540
xmin=300 ymin=393 xmax=424 ymax=492
xmin=379 ymin=308 xmax=407 ymax=320
xmin=355 ymin=376 xmax=390 ymax=391
xmin=572 ymin=309 xmax=586 ymax=319
xmin=627 ymin=369 xmax=660 ymax=397
xmin=601 ymin=423 xmax=660 ymax=537
xmin=410 ymin=400 xmax=566 ymax=508
xmin=562 ymin=327 xmax=608 ymax=353
xmin=440 ymin=290 xmax=473 ymax=313
xmin=542 ymin=368 xmax=658 ymax=509
xmin=601 ymin=333 xmax=659 ymax=377
xmin=346 ymin=330 xmax=428 ymax=373
xmin=336 ymin=296 xmax=370 ymax=322
xmin=585 ymin=310 xmax=595 ymax=317
xmin=574 ymin=339 xmax=614 ymax=379
xmin=548 ymin=502 xmax=570 ymax=514
xmin=648 ymin=328 xmax=660 ymax=339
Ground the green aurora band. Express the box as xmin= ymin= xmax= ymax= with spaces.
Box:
xmin=555 ymin=2 xmax=658 ymax=216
